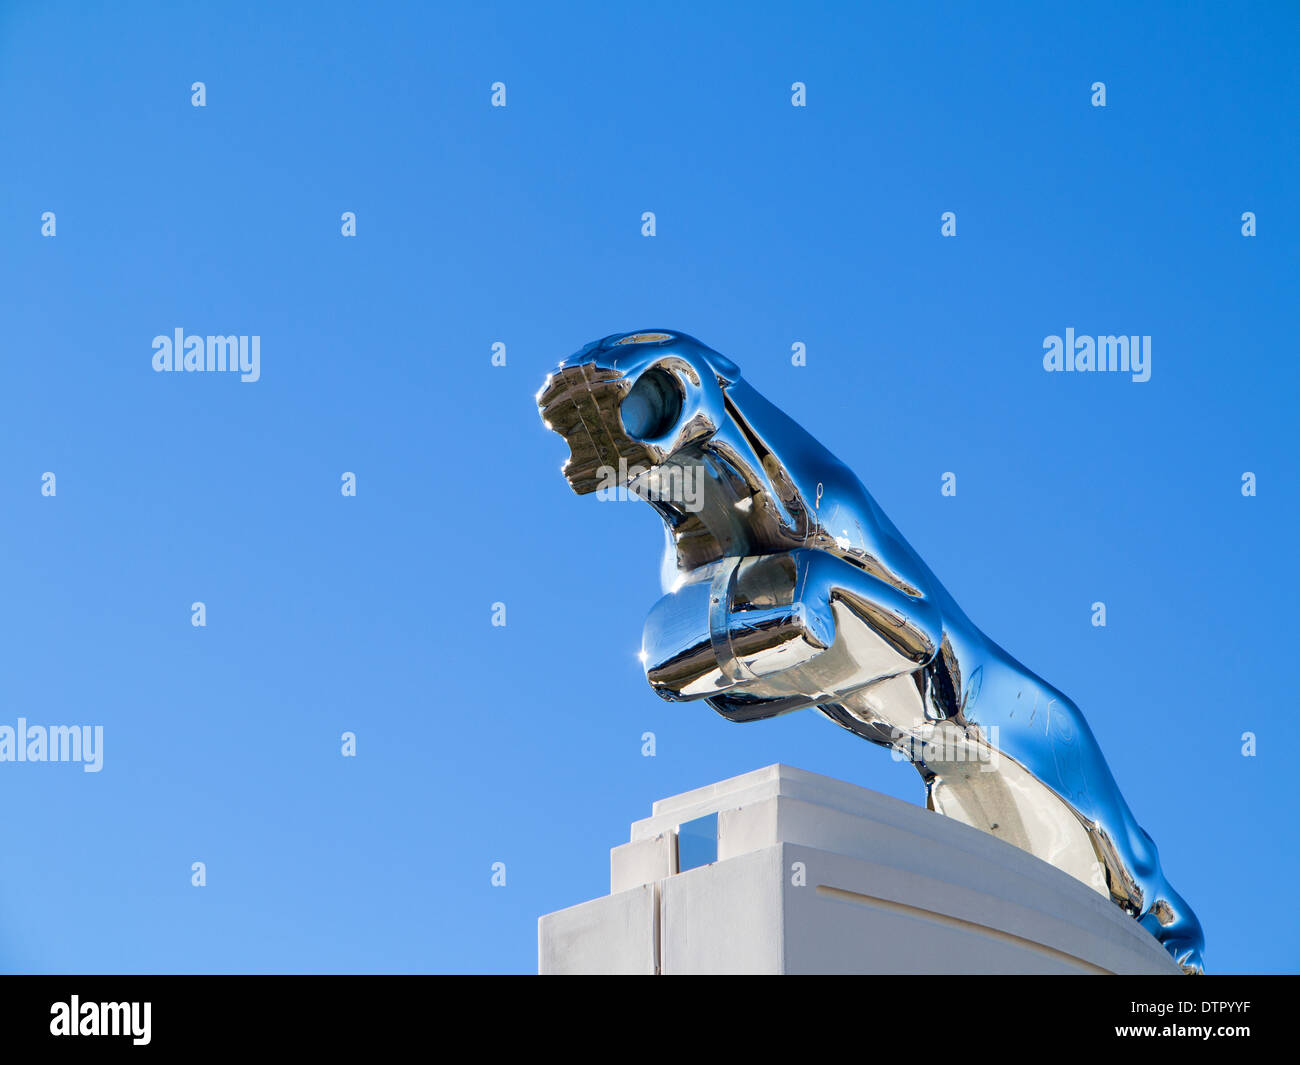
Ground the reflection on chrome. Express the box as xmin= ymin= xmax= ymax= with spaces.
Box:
xmin=537 ymin=329 xmax=1205 ymax=973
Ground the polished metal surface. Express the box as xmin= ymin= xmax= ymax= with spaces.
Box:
xmin=537 ymin=329 xmax=1205 ymax=973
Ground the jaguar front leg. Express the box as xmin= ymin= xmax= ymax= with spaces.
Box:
xmin=641 ymin=548 xmax=943 ymax=718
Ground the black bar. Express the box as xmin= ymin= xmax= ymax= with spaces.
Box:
xmin=0 ymin=974 xmax=1291 ymax=1052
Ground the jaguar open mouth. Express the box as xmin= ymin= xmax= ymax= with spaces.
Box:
xmin=536 ymin=362 xmax=670 ymax=495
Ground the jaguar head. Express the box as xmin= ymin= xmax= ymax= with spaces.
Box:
xmin=536 ymin=330 xmax=740 ymax=497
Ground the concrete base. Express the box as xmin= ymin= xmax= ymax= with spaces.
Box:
xmin=538 ymin=764 xmax=1181 ymax=975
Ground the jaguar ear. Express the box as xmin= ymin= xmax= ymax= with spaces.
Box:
xmin=603 ymin=330 xmax=741 ymax=388
xmin=708 ymin=353 xmax=741 ymax=387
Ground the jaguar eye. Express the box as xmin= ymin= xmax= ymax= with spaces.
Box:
xmin=620 ymin=368 xmax=683 ymax=440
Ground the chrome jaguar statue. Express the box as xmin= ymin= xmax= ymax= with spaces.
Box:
xmin=536 ymin=329 xmax=1204 ymax=973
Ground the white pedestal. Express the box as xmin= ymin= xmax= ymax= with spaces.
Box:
xmin=538 ymin=764 xmax=1181 ymax=975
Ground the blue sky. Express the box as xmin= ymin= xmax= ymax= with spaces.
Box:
xmin=0 ymin=0 xmax=1295 ymax=974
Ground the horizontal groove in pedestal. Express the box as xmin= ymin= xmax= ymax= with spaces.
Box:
xmin=815 ymin=884 xmax=1112 ymax=975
